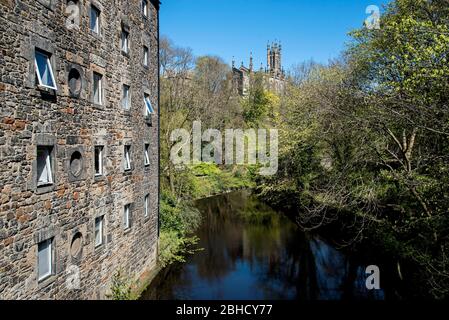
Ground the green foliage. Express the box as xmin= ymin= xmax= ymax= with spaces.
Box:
xmin=256 ymin=0 xmax=449 ymax=298
xmin=160 ymin=190 xmax=202 ymax=234
xmin=190 ymin=162 xmax=222 ymax=176
xmin=158 ymin=190 xmax=202 ymax=268
xmin=108 ymin=270 xmax=134 ymax=300
xmin=242 ymin=74 xmax=279 ymax=127
xmin=158 ymin=230 xmax=201 ymax=268
xmin=350 ymin=0 xmax=449 ymax=106
xmin=187 ymin=163 xmax=255 ymax=199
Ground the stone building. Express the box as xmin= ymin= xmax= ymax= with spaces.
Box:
xmin=232 ymin=41 xmax=286 ymax=96
xmin=0 ymin=0 xmax=160 ymax=299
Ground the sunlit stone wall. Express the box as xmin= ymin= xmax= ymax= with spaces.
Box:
xmin=0 ymin=0 xmax=160 ymax=299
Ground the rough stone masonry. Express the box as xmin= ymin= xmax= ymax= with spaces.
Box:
xmin=0 ymin=0 xmax=160 ymax=299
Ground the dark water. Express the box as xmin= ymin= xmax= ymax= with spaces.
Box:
xmin=141 ymin=191 xmax=388 ymax=300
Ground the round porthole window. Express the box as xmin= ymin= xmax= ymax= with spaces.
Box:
xmin=70 ymin=232 xmax=83 ymax=258
xmin=68 ymin=68 xmax=82 ymax=97
xmin=70 ymin=151 xmax=83 ymax=177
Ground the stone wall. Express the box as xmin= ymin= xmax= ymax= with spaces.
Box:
xmin=0 ymin=0 xmax=160 ymax=299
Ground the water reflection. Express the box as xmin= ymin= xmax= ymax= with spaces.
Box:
xmin=141 ymin=191 xmax=386 ymax=300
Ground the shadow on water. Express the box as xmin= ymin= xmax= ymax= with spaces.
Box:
xmin=141 ymin=190 xmax=387 ymax=300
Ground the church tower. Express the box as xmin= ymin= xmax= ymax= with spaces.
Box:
xmin=267 ymin=41 xmax=283 ymax=79
xmin=232 ymin=41 xmax=286 ymax=96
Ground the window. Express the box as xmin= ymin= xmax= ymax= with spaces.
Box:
xmin=144 ymin=194 xmax=149 ymax=217
xmin=94 ymin=216 xmax=104 ymax=247
xmin=124 ymin=145 xmax=131 ymax=171
xmin=142 ymin=0 xmax=148 ymax=17
xmin=90 ymin=5 xmax=100 ymax=34
xmin=38 ymin=238 xmax=53 ymax=281
xmin=122 ymin=84 xmax=130 ymax=110
xmin=37 ymin=146 xmax=54 ymax=186
xmin=144 ymin=94 xmax=154 ymax=116
xmin=94 ymin=146 xmax=103 ymax=176
xmin=123 ymin=204 xmax=130 ymax=229
xmin=35 ymin=50 xmax=57 ymax=90
xmin=143 ymin=46 xmax=149 ymax=67
xmin=144 ymin=144 xmax=150 ymax=166
xmin=93 ymin=72 xmax=102 ymax=105
xmin=121 ymin=28 xmax=129 ymax=54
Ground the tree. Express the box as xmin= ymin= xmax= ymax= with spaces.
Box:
xmin=159 ymin=37 xmax=195 ymax=194
xmin=159 ymin=37 xmax=241 ymax=196
xmin=258 ymin=0 xmax=449 ymax=298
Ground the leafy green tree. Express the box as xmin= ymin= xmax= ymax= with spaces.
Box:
xmin=258 ymin=0 xmax=449 ymax=298
xmin=242 ymin=73 xmax=273 ymax=127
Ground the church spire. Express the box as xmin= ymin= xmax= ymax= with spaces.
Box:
xmin=249 ymin=52 xmax=253 ymax=72
xmin=267 ymin=42 xmax=271 ymax=71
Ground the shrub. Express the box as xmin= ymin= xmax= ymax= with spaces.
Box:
xmin=108 ymin=270 xmax=134 ymax=300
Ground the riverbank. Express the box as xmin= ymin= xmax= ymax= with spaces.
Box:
xmin=160 ymin=163 xmax=254 ymax=264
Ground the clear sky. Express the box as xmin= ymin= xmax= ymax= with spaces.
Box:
xmin=160 ymin=0 xmax=391 ymax=70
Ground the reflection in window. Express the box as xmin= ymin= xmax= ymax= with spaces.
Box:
xmin=144 ymin=93 xmax=154 ymax=116
xmin=90 ymin=5 xmax=100 ymax=34
xmin=37 ymin=146 xmax=54 ymax=186
xmin=35 ymin=50 xmax=57 ymax=90
xmin=93 ymin=72 xmax=103 ymax=105
xmin=124 ymin=145 xmax=131 ymax=171
xmin=38 ymin=238 xmax=53 ymax=281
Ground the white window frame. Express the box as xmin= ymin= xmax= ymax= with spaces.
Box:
xmin=34 ymin=50 xmax=57 ymax=90
xmin=122 ymin=84 xmax=130 ymax=110
xmin=37 ymin=146 xmax=54 ymax=186
xmin=124 ymin=145 xmax=131 ymax=171
xmin=144 ymin=144 xmax=150 ymax=166
xmin=93 ymin=72 xmax=103 ymax=105
xmin=121 ymin=29 xmax=129 ymax=54
xmin=142 ymin=0 xmax=148 ymax=17
xmin=94 ymin=216 xmax=104 ymax=247
xmin=38 ymin=238 xmax=53 ymax=281
xmin=90 ymin=5 xmax=100 ymax=34
xmin=94 ymin=146 xmax=103 ymax=176
xmin=144 ymin=194 xmax=149 ymax=217
xmin=143 ymin=46 xmax=149 ymax=67
xmin=123 ymin=204 xmax=130 ymax=229
xmin=144 ymin=94 xmax=154 ymax=116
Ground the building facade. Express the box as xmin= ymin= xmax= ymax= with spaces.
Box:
xmin=0 ymin=0 xmax=160 ymax=299
xmin=232 ymin=42 xmax=286 ymax=96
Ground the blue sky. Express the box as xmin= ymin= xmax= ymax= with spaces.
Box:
xmin=160 ymin=0 xmax=391 ymax=70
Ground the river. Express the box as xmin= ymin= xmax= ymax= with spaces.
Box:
xmin=141 ymin=190 xmax=390 ymax=300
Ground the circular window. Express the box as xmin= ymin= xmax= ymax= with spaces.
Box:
xmin=68 ymin=68 xmax=82 ymax=96
xmin=70 ymin=232 xmax=83 ymax=258
xmin=70 ymin=151 xmax=83 ymax=177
